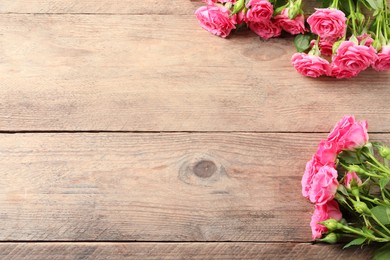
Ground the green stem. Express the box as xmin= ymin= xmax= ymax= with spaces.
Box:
xmin=360 ymin=195 xmax=383 ymax=205
xmin=384 ymin=189 xmax=390 ymax=198
xmin=365 ymin=152 xmax=390 ymax=174
xmin=365 ymin=161 xmax=390 ymax=177
xmin=330 ymin=0 xmax=339 ymax=9
xmin=376 ymin=13 xmax=382 ymax=40
xmin=363 ymin=215 xmax=371 ymax=228
xmin=372 ymin=226 xmax=390 ymax=240
xmin=381 ymin=189 xmax=388 ymax=203
xmin=371 ymin=213 xmax=390 ymax=236
xmin=309 ymin=36 xmax=321 ymax=56
xmin=341 ymin=225 xmax=387 ymax=242
xmin=338 ymin=162 xmax=383 ymax=178
xmin=356 ymin=0 xmax=361 ymax=13
xmin=363 ymin=217 xmax=390 ymax=240
xmin=362 ymin=171 xmax=384 ymax=179
xmin=339 ymin=194 xmax=355 ymax=211
xmin=348 ymin=0 xmax=357 ymax=35
xmin=384 ymin=1 xmax=389 ymax=44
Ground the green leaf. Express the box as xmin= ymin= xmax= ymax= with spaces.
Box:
xmin=362 ymin=0 xmax=383 ymax=10
xmin=371 ymin=206 xmax=390 ymax=225
xmin=343 ymin=237 xmax=367 ymax=249
xmin=374 ymin=242 xmax=390 ymax=260
xmin=379 ymin=178 xmax=390 ymax=190
xmin=338 ymin=150 xmax=367 ymax=165
xmin=294 ymin=34 xmax=311 ymax=53
xmin=338 ymin=184 xmax=349 ymax=196
xmin=350 ymin=35 xmax=359 ymax=45
xmin=360 ymin=145 xmax=371 ymax=154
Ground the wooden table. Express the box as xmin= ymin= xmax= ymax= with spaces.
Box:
xmin=0 ymin=1 xmax=389 ymax=259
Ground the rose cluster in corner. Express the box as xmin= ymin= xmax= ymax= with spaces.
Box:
xmin=194 ymin=0 xmax=390 ymax=79
xmin=302 ymin=115 xmax=390 ymax=256
xmin=292 ymin=0 xmax=389 ymax=79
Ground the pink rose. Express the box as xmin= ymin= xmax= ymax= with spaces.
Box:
xmin=327 ymin=115 xmax=369 ymax=151
xmin=310 ymin=39 xmax=334 ymax=56
xmin=332 ymin=40 xmax=377 ymax=75
xmin=302 ymin=140 xmax=337 ymax=199
xmin=232 ymin=11 xmax=246 ymax=25
xmin=308 ymin=165 xmax=339 ymax=205
xmin=357 ymin=33 xmax=374 ymax=47
xmin=291 ymin=53 xmax=330 ymax=78
xmin=373 ymin=46 xmax=390 ymax=72
xmin=307 ymin=8 xmax=347 ymax=40
xmin=274 ymin=8 xmax=306 ymax=35
xmin=248 ymin=20 xmax=281 ymax=40
xmin=330 ymin=65 xmax=359 ymax=79
xmin=302 ymin=156 xmax=334 ymax=198
xmin=195 ymin=5 xmax=236 ymax=38
xmin=302 ymin=156 xmax=321 ymax=198
xmin=319 ymin=38 xmax=334 ymax=56
xmin=311 ymin=200 xmax=342 ymax=240
xmin=314 ymin=140 xmax=338 ymax=165
xmin=246 ymin=0 xmax=273 ymax=22
xmin=344 ymin=172 xmax=362 ymax=189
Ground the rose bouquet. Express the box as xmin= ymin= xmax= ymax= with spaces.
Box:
xmin=292 ymin=0 xmax=390 ymax=78
xmin=194 ymin=0 xmax=390 ymax=79
xmin=302 ymin=115 xmax=390 ymax=259
xmin=195 ymin=0 xmax=306 ymax=39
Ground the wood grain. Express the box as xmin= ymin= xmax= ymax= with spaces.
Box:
xmin=0 ymin=242 xmax=377 ymax=259
xmin=0 ymin=0 xmax=324 ymax=14
xmin=1 ymin=133 xmax=389 ymax=241
xmin=0 ymin=0 xmax=202 ymax=15
xmin=0 ymin=14 xmax=389 ymax=132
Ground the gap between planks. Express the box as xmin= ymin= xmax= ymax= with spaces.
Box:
xmin=0 ymin=242 xmax=377 ymax=259
xmin=0 ymin=241 xmax=310 ymax=244
xmin=1 ymin=131 xmax=390 ymax=134
xmin=0 ymin=13 xmax=195 ymax=15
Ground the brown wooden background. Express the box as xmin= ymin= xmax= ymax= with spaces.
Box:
xmin=0 ymin=1 xmax=389 ymax=259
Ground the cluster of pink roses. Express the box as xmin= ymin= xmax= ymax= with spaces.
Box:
xmin=301 ymin=115 xmax=368 ymax=239
xmin=302 ymin=119 xmax=390 ymax=253
xmin=195 ymin=0 xmax=390 ymax=79
xmin=195 ymin=0 xmax=305 ymax=40
xmin=292 ymin=8 xmax=389 ymax=79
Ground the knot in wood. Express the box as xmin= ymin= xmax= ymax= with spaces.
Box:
xmin=193 ymin=160 xmax=217 ymax=178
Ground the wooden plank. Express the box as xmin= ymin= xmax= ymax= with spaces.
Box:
xmin=0 ymin=242 xmax=377 ymax=259
xmin=0 ymin=15 xmax=389 ymax=132
xmin=0 ymin=0 xmax=324 ymax=14
xmin=1 ymin=133 xmax=389 ymax=241
xmin=0 ymin=0 xmax=202 ymax=15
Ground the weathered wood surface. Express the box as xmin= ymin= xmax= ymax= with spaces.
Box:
xmin=0 ymin=14 xmax=389 ymax=132
xmin=0 ymin=133 xmax=389 ymax=241
xmin=1 ymin=0 xmax=389 ymax=258
xmin=0 ymin=242 xmax=377 ymax=259
xmin=0 ymin=0 xmax=202 ymax=14
xmin=0 ymin=0 xmax=324 ymax=14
